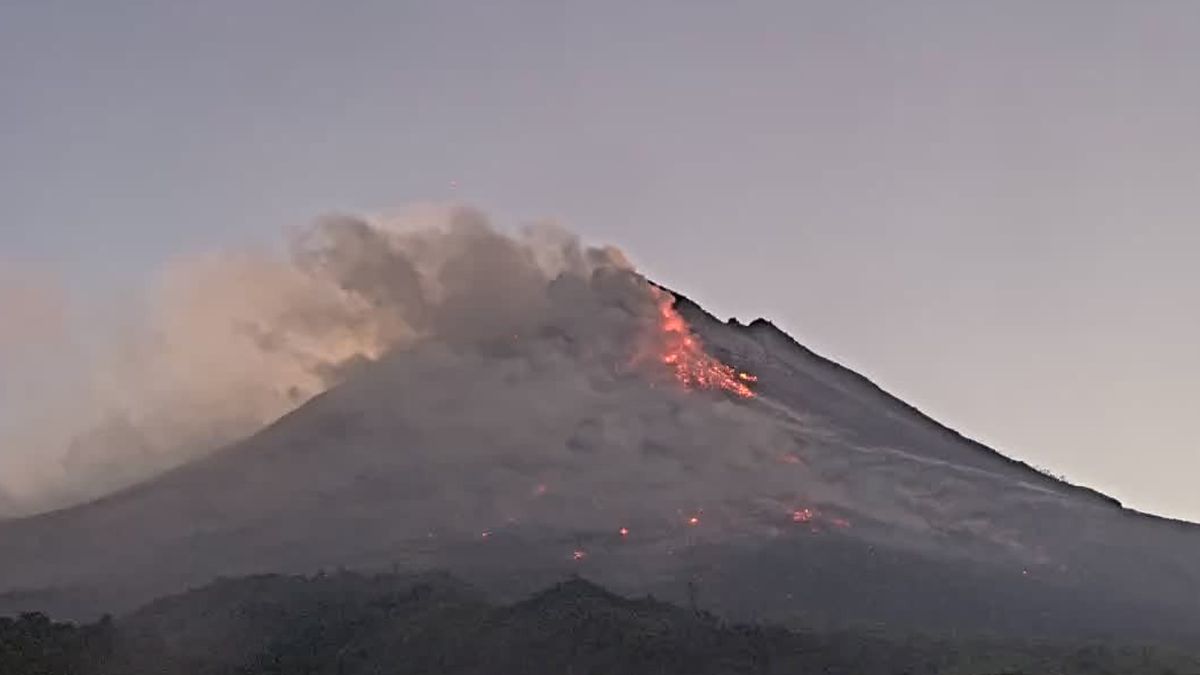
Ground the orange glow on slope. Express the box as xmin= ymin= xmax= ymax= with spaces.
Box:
xmin=653 ymin=292 xmax=756 ymax=398
xmin=792 ymin=508 xmax=815 ymax=524
xmin=791 ymin=507 xmax=853 ymax=530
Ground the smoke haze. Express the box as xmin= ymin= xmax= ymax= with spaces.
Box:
xmin=0 ymin=264 xmax=66 ymax=355
xmin=0 ymin=205 xmax=646 ymax=516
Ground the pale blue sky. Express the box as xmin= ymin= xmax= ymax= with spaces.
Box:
xmin=2 ymin=1 xmax=1199 ymax=520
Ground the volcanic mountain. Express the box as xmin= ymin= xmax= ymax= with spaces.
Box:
xmin=1 ymin=216 xmax=1198 ymax=640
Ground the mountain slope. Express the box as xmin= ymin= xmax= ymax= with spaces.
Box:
xmin=1 ymin=286 xmax=1198 ymax=639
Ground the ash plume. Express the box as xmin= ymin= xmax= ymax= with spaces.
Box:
xmin=0 ymin=204 xmax=792 ymax=526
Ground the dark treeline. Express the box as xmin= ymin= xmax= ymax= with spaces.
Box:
xmin=1 ymin=612 xmax=114 ymax=674
xmin=2 ymin=572 xmax=1198 ymax=675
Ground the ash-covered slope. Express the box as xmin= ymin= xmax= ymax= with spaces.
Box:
xmin=665 ymin=295 xmax=1200 ymax=635
xmin=1 ymin=257 xmax=1198 ymax=639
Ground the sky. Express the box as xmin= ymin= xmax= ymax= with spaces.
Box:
xmin=1 ymin=1 xmax=1198 ymax=521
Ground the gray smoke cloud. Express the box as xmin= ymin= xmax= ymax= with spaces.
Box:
xmin=0 ymin=206 xmax=632 ymax=513
xmin=2 ymin=204 xmax=785 ymax=523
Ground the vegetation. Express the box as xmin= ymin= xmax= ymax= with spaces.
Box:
xmin=1 ymin=572 xmax=1197 ymax=675
xmin=0 ymin=613 xmax=113 ymax=675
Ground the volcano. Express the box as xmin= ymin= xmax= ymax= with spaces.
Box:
xmin=1 ymin=217 xmax=1198 ymax=640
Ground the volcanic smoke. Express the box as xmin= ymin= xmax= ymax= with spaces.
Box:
xmin=0 ymin=204 xmax=762 ymax=518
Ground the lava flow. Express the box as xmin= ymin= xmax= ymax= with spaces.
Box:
xmin=653 ymin=292 xmax=757 ymax=398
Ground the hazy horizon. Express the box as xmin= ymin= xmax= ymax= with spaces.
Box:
xmin=3 ymin=1 xmax=1199 ymax=521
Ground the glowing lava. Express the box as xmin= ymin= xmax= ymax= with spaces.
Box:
xmin=791 ymin=507 xmax=853 ymax=530
xmin=791 ymin=508 xmax=815 ymax=524
xmin=653 ymin=291 xmax=756 ymax=398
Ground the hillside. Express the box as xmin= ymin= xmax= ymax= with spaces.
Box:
xmin=4 ymin=572 xmax=1199 ymax=675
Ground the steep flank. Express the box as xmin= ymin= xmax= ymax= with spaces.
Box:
xmin=669 ymin=289 xmax=1121 ymax=508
